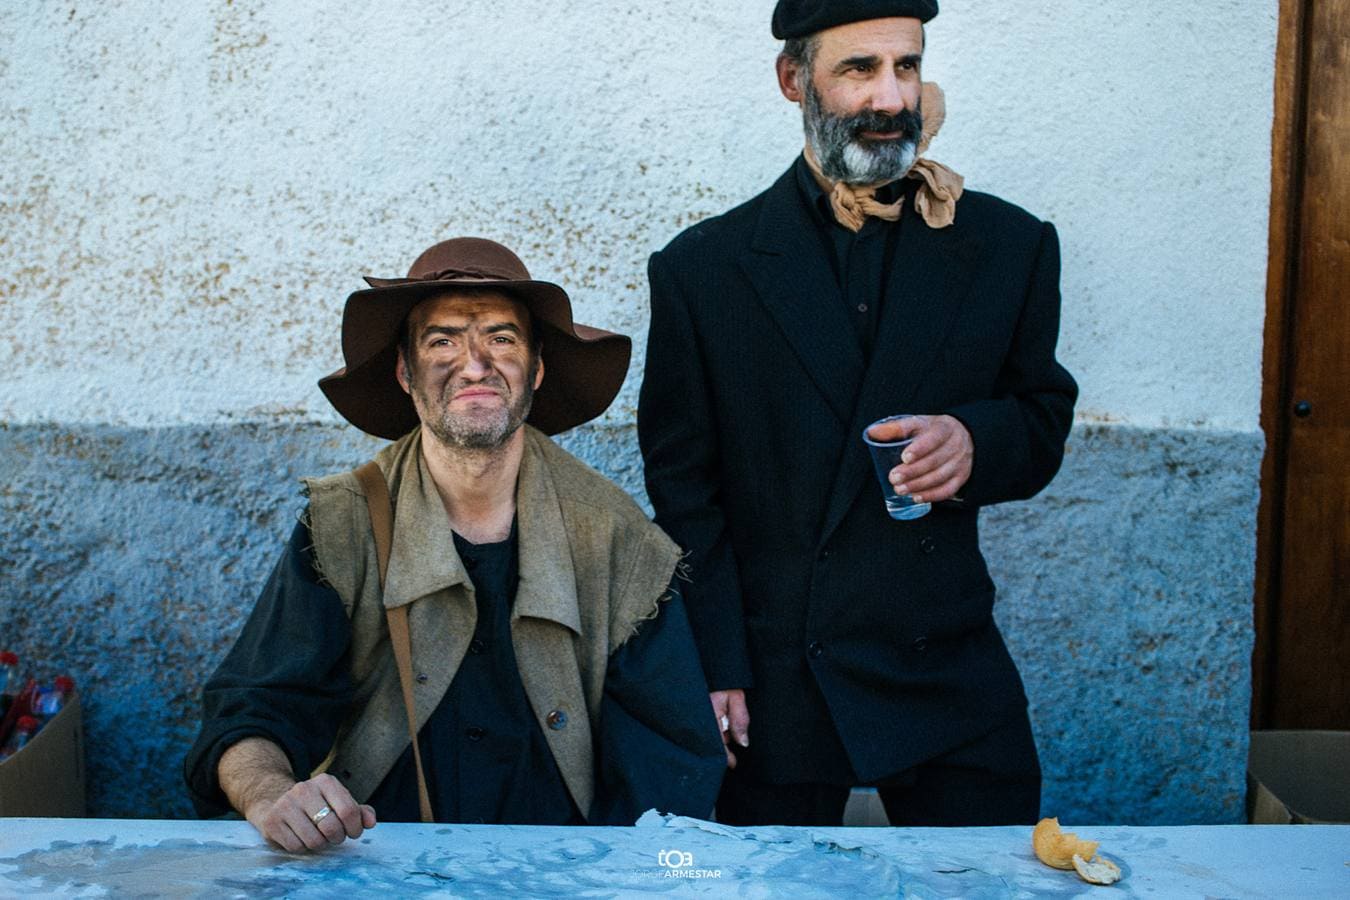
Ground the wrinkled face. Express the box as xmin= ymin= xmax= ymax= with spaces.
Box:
xmin=396 ymin=290 xmax=544 ymax=451
xmin=782 ymin=18 xmax=925 ymax=184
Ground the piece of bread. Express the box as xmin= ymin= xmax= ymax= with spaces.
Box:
xmin=1032 ymin=817 xmax=1099 ymax=870
xmin=1073 ymin=852 xmax=1122 ymax=885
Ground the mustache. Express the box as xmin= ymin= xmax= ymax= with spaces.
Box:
xmin=844 ymin=107 xmax=923 ymax=144
xmin=444 ymin=374 xmax=508 ymax=397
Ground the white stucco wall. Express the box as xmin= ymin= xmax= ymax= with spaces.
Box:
xmin=1 ymin=0 xmax=1275 ymax=432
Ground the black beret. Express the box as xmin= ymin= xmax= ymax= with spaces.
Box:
xmin=772 ymin=0 xmax=939 ymax=40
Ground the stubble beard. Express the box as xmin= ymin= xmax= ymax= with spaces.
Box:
xmin=802 ymin=77 xmax=923 ymax=186
xmin=409 ymin=360 xmax=537 ymax=452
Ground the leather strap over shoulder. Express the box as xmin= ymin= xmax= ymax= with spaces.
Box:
xmin=355 ymin=461 xmax=393 ymax=583
xmin=353 ymin=461 xmax=434 ymax=825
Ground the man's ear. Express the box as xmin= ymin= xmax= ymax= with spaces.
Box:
xmin=776 ymin=55 xmax=805 ymax=103
xmin=395 ymin=348 xmax=412 ymax=395
xmin=532 ymin=352 xmax=545 ymax=391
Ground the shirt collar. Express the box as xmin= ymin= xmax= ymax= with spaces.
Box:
xmin=793 ymin=153 xmax=907 ymax=230
xmin=378 ymin=427 xmax=583 ymax=635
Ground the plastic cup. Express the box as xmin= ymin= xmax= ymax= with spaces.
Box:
xmin=861 ymin=415 xmax=932 ymax=520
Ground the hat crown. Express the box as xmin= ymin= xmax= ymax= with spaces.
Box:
xmin=407 ymin=237 xmax=532 ymax=283
xmin=772 ymin=0 xmax=939 ymax=40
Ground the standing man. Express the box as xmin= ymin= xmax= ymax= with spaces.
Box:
xmin=186 ymin=237 xmax=724 ymax=850
xmin=638 ymin=1 xmax=1077 ymax=827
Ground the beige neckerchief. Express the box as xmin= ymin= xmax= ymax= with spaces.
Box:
xmin=804 ymin=82 xmax=964 ymax=232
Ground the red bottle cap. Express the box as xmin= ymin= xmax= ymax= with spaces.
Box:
xmin=16 ymin=715 xmax=37 ymax=731
xmin=0 ymin=652 xmax=17 ymax=666
xmin=55 ymin=676 xmax=75 ymax=692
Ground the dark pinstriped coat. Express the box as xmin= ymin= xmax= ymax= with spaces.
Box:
xmin=637 ymin=161 xmax=1077 ymax=784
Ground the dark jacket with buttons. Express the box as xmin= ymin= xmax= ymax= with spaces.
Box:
xmin=638 ymin=159 xmax=1078 ymax=784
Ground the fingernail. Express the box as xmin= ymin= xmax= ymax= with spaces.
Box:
xmin=900 ymin=452 xmax=912 ymax=464
xmin=895 ymin=484 xmax=908 ymax=494
xmin=910 ymin=494 xmax=922 ymax=504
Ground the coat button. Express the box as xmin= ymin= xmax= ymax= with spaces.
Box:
xmin=546 ymin=709 xmax=568 ymax=730
xmin=912 ymin=636 xmax=928 ymax=652
xmin=415 ymin=673 xmax=429 ymax=684
xmin=818 ymin=548 xmax=830 ymax=561
xmin=919 ymin=536 xmax=936 ymax=554
xmin=465 ymin=726 xmax=485 ymax=741
xmin=468 ymin=638 xmax=485 ymax=655
xmin=808 ymin=641 xmax=824 ymax=659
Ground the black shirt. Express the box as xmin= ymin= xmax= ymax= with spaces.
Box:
xmin=365 ymin=524 xmax=580 ymax=825
xmin=794 ymin=155 xmax=910 ymax=357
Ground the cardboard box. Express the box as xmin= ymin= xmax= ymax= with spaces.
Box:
xmin=0 ymin=692 xmax=86 ymax=817
xmin=1247 ymin=730 xmax=1350 ymax=824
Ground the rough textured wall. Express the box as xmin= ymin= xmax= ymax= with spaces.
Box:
xmin=0 ymin=0 xmax=1273 ymax=430
xmin=1 ymin=0 xmax=1274 ymax=823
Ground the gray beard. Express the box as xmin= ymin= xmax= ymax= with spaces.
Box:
xmin=412 ymin=366 xmax=536 ymax=452
xmin=426 ymin=399 xmax=526 ymax=451
xmin=802 ymin=80 xmax=921 ymax=185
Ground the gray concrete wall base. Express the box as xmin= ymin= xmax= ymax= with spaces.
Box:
xmin=987 ymin=423 xmax=1262 ymax=825
xmin=0 ymin=421 xmax=1260 ymax=823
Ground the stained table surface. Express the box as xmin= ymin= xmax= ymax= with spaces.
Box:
xmin=0 ymin=814 xmax=1346 ymax=898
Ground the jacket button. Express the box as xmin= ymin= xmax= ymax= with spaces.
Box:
xmin=920 ymin=536 xmax=936 ymax=554
xmin=546 ymin=709 xmax=568 ymax=730
xmin=818 ymin=548 xmax=830 ymax=561
xmin=468 ymin=638 xmax=485 ymax=655
xmin=912 ymin=636 xmax=928 ymax=652
xmin=415 ymin=673 xmax=429 ymax=684
xmin=808 ymin=641 xmax=824 ymax=659
xmin=465 ymin=726 xmax=485 ymax=741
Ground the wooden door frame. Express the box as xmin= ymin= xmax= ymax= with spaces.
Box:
xmin=1253 ymin=0 xmax=1311 ymax=729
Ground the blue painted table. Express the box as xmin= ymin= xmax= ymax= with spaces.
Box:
xmin=0 ymin=814 xmax=1345 ymax=897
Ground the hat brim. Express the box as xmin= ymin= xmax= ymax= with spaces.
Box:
xmin=318 ymin=279 xmax=631 ymax=439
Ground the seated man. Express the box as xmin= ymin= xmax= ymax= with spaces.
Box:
xmin=184 ymin=237 xmax=724 ymax=851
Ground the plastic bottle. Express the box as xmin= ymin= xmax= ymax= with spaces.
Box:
xmin=0 ymin=652 xmax=18 ymax=717
xmin=0 ymin=715 xmax=37 ymax=761
xmin=34 ymin=676 xmax=75 ymax=722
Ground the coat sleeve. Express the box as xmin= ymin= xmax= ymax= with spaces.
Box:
xmin=638 ymin=248 xmax=754 ymax=691
xmin=591 ymin=584 xmax=726 ymax=825
xmin=945 ymin=221 xmax=1078 ymax=507
xmin=182 ymin=518 xmax=354 ymax=817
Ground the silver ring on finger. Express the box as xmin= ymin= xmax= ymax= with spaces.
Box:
xmin=311 ymin=806 xmax=332 ymax=826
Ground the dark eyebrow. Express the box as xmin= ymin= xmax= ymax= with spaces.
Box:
xmin=421 ymin=321 xmax=525 ymax=340
xmin=420 ymin=324 xmax=466 ymax=340
xmin=833 ymin=52 xmax=922 ymax=73
xmin=834 ymin=53 xmax=880 ymax=73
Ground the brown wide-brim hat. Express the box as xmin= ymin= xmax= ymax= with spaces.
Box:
xmin=319 ymin=237 xmax=631 ymax=439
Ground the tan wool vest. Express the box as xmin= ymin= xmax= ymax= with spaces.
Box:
xmin=302 ymin=426 xmax=681 ymax=819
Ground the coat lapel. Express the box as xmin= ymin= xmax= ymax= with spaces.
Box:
xmin=738 ymin=165 xmax=865 ymax=426
xmin=382 ymin=441 xmax=470 ymax=609
xmin=817 ymin=200 xmax=984 ymax=546
xmin=513 ymin=430 xmax=582 ymax=634
xmin=511 ymin=430 xmax=594 ymax=816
